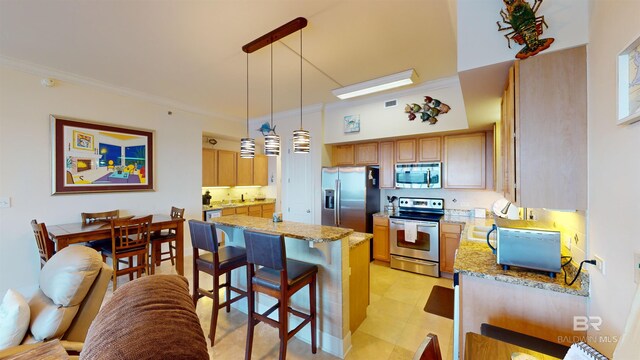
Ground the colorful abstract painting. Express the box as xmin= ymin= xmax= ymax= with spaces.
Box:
xmin=52 ymin=116 xmax=154 ymax=194
xmin=618 ymin=36 xmax=640 ymax=125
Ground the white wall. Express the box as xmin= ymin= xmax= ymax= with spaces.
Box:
xmin=457 ymin=0 xmax=589 ymax=71
xmin=0 ymin=66 xmax=234 ymax=295
xmin=324 ymin=77 xmax=469 ymax=144
xmin=586 ymin=2 xmax=640 ymax=356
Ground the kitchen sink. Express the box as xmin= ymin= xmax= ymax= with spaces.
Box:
xmin=466 ymin=225 xmax=496 ymax=242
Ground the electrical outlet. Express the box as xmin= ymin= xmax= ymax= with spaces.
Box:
xmin=594 ymin=254 xmax=605 ymax=275
xmin=635 ymin=253 xmax=640 ymax=284
xmin=0 ymin=197 xmax=10 ymax=208
xmin=564 ymin=235 xmax=572 ymax=250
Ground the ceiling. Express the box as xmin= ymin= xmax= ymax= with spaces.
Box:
xmin=0 ymin=0 xmax=459 ymax=122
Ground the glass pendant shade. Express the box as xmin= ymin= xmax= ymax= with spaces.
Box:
xmin=240 ymin=137 xmax=255 ymax=158
xmin=292 ymin=129 xmax=310 ymax=153
xmin=264 ymin=134 xmax=280 ymax=156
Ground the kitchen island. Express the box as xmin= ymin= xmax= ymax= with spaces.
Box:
xmin=209 ymin=215 xmax=361 ymax=359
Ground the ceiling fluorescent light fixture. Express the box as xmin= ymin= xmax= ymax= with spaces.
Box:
xmin=332 ymin=69 xmax=417 ymax=100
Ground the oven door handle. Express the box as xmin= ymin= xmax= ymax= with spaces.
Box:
xmin=391 ymin=221 xmax=437 ymax=228
xmin=391 ymin=255 xmax=438 ymax=266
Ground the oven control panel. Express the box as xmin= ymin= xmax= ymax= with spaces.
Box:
xmin=398 ymin=197 xmax=444 ymax=211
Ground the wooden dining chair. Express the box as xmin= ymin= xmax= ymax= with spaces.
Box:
xmin=30 ymin=219 xmax=55 ymax=268
xmin=81 ymin=210 xmax=121 ymax=255
xmin=100 ymin=215 xmax=152 ymax=291
xmin=149 ymin=206 xmax=184 ymax=274
xmin=413 ymin=333 xmax=442 ymax=360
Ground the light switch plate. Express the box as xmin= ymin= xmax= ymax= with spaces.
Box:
xmin=0 ymin=197 xmax=10 ymax=208
xmin=634 ymin=253 xmax=640 ymax=284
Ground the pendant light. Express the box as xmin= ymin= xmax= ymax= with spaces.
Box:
xmin=241 ymin=18 xmax=307 ymax=157
xmin=264 ymin=42 xmax=280 ymax=157
xmin=293 ymin=28 xmax=310 ymax=154
xmin=240 ymin=52 xmax=255 ymax=158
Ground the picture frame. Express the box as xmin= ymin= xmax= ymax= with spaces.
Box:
xmin=617 ymin=34 xmax=640 ymax=125
xmin=51 ymin=115 xmax=154 ymax=194
xmin=344 ymin=115 xmax=360 ymax=133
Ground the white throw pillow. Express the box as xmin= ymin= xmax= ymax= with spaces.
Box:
xmin=28 ymin=289 xmax=79 ymax=342
xmin=39 ymin=245 xmax=102 ymax=307
xmin=0 ymin=289 xmax=30 ymax=350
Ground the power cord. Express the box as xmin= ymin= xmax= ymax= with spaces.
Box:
xmin=562 ymin=258 xmax=596 ymax=286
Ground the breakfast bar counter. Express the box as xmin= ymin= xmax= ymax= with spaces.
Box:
xmin=209 ymin=216 xmax=356 ymax=359
xmin=209 ymin=214 xmax=353 ymax=242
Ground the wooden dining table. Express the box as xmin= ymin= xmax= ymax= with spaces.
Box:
xmin=47 ymin=214 xmax=185 ymax=275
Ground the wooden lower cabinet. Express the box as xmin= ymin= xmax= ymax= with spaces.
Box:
xmin=248 ymin=205 xmax=262 ymax=217
xmin=262 ymin=204 xmax=275 ymax=218
xmin=349 ymin=240 xmax=370 ymax=332
xmin=440 ymin=222 xmax=462 ymax=273
xmin=372 ymin=216 xmax=390 ymax=261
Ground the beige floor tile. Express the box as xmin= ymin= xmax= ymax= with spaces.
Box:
xmin=367 ymin=296 xmax=414 ymax=323
xmin=357 ymin=315 xmax=406 ymax=344
xmin=345 ymin=331 xmax=395 ymax=360
xmin=383 ymin=282 xmax=423 ymax=306
xmin=388 ymin=346 xmax=415 ymax=360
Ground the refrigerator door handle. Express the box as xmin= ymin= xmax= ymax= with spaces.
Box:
xmin=336 ymin=179 xmax=341 ymax=226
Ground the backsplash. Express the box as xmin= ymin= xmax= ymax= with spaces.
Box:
xmin=202 ymin=187 xmax=267 ymax=202
xmin=534 ymin=209 xmax=587 ymax=264
xmin=381 ymin=188 xmax=503 ymax=212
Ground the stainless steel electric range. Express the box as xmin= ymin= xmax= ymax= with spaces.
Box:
xmin=389 ymin=197 xmax=444 ymax=277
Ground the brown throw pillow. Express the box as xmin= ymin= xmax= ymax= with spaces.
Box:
xmin=80 ymin=275 xmax=208 ymax=360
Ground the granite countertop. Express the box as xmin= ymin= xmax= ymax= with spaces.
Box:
xmin=452 ymin=215 xmax=589 ymax=297
xmin=209 ymin=214 xmax=353 ymax=242
xmin=203 ymin=199 xmax=275 ymax=211
xmin=348 ymin=232 xmax=373 ymax=249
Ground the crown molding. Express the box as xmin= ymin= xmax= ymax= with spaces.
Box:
xmin=0 ymin=55 xmax=244 ymax=123
xmin=324 ymin=75 xmax=460 ymax=112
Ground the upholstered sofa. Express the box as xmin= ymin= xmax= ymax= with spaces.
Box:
xmin=0 ymin=246 xmax=113 ymax=357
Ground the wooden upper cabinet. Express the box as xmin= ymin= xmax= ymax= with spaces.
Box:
xmin=253 ymin=155 xmax=268 ymax=186
xmin=237 ymin=154 xmax=253 ymax=186
xmin=516 ymin=45 xmax=587 ymax=210
xmin=418 ymin=137 xmax=441 ymax=162
xmin=395 ymin=139 xmax=416 ymax=163
xmin=379 ymin=141 xmax=395 ymax=189
xmin=443 ymin=133 xmax=486 ymax=189
xmin=217 ymin=150 xmax=237 ymax=186
xmin=355 ymin=142 xmax=378 ymax=165
xmin=333 ymin=144 xmax=355 ymax=166
xmin=202 ymin=149 xmax=217 ymax=187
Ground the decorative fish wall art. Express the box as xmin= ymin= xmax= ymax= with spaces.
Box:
xmin=257 ymin=122 xmax=276 ymax=136
xmin=404 ymin=96 xmax=451 ymax=125
xmin=497 ymin=0 xmax=554 ymax=60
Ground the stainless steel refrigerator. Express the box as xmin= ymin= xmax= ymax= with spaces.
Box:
xmin=321 ymin=166 xmax=380 ymax=233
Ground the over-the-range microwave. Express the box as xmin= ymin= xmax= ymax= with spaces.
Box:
xmin=395 ymin=162 xmax=441 ymax=189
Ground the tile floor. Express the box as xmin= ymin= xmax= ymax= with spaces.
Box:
xmin=104 ymin=258 xmax=454 ymax=360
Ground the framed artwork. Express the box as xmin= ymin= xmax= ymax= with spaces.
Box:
xmin=617 ymin=34 xmax=640 ymax=125
xmin=344 ymin=115 xmax=360 ymax=133
xmin=51 ymin=115 xmax=154 ymax=194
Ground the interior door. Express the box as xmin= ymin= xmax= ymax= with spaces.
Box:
xmin=283 ymin=138 xmax=314 ymax=224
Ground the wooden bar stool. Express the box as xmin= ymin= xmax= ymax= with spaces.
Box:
xmin=189 ymin=220 xmax=247 ymax=346
xmin=243 ymin=229 xmax=318 ymax=360
xmin=149 ymin=206 xmax=184 ymax=274
xmin=30 ymin=219 xmax=55 ymax=268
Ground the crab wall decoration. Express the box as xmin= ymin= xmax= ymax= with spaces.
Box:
xmin=404 ymin=96 xmax=451 ymax=125
xmin=497 ymin=0 xmax=554 ymax=60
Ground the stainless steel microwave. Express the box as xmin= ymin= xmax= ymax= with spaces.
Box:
xmin=395 ymin=162 xmax=442 ymax=189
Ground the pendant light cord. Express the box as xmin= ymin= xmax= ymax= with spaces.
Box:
xmin=246 ymin=52 xmax=249 ymax=137
xmin=270 ymin=42 xmax=273 ymax=131
xmin=300 ymin=29 xmax=303 ymax=130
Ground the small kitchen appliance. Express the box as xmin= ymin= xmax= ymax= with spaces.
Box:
xmin=389 ymin=197 xmax=444 ymax=277
xmin=487 ymin=217 xmax=561 ymax=277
